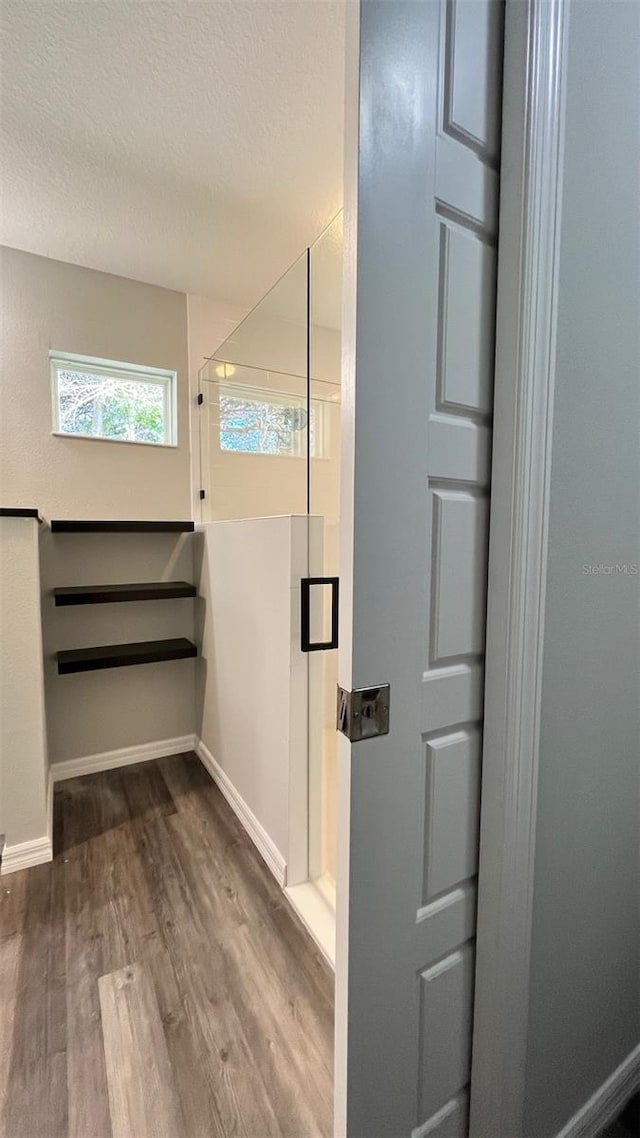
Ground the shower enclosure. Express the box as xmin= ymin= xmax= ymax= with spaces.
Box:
xmin=198 ymin=213 xmax=343 ymax=942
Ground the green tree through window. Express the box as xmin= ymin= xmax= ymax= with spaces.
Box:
xmin=51 ymin=355 xmax=176 ymax=446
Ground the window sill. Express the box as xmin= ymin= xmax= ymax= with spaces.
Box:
xmin=51 ymin=432 xmax=178 ymax=450
xmin=217 ymin=449 xmax=333 ymax=462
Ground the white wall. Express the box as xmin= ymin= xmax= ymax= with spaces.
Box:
xmin=0 ymin=517 xmax=49 ymax=861
xmin=194 ymin=516 xmax=313 ymax=882
xmin=523 ymin=2 xmax=640 ymax=1133
xmin=1 ymin=246 xmax=191 ymax=520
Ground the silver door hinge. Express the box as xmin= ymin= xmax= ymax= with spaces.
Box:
xmin=336 ymin=684 xmax=390 ymax=742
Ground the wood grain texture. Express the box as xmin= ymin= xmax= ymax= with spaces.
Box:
xmin=0 ymin=754 xmax=334 ymax=1138
xmin=99 ymin=963 xmax=185 ymax=1138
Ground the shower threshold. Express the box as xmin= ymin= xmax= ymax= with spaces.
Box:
xmin=285 ymin=873 xmax=336 ymax=968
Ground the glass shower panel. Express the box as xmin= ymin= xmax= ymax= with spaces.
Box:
xmin=198 ymin=248 xmax=309 ymax=522
xmin=198 ymin=365 xmax=309 ymax=521
xmin=198 ymin=212 xmax=343 ymax=918
xmin=207 ymin=250 xmax=308 ymax=377
xmin=308 ymin=213 xmax=343 ymax=894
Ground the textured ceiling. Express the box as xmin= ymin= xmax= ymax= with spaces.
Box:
xmin=1 ymin=1 xmax=345 ymax=307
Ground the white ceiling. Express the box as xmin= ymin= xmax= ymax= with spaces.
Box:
xmin=1 ymin=1 xmax=345 ymax=308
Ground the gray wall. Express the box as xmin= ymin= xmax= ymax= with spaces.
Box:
xmin=523 ymin=2 xmax=640 ymax=1133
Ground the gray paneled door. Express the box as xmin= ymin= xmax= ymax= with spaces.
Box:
xmin=337 ymin=2 xmax=503 ymax=1135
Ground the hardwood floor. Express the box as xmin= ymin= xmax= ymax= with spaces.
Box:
xmin=0 ymin=753 xmax=334 ymax=1138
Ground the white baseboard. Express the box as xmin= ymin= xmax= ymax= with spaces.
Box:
xmin=1 ymin=835 xmax=53 ymax=876
xmin=51 ymin=735 xmax=197 ymax=782
xmin=555 ymin=1044 xmax=640 ymax=1138
xmin=15 ymin=736 xmax=288 ymax=896
xmin=195 ymin=738 xmax=287 ymax=888
xmin=46 ymin=764 xmax=54 ymax=843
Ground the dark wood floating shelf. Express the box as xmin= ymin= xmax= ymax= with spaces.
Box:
xmin=53 ymin=581 xmax=197 ymax=606
xmin=0 ymin=508 xmax=41 ymax=520
xmin=57 ymin=638 xmax=197 ymax=675
xmin=50 ymin=519 xmax=195 ymax=533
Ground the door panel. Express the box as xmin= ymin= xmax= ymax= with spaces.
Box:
xmin=437 ymin=222 xmax=497 ymax=415
xmin=419 ymin=946 xmax=474 ymax=1121
xmin=423 ymin=730 xmax=481 ymax=901
xmin=445 ymin=0 xmax=503 ymax=161
xmin=339 ymin=2 xmax=503 ymax=1134
xmin=430 ymin=490 xmax=489 ymax=661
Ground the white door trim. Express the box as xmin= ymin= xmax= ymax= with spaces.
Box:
xmin=334 ymin=0 xmax=360 ymax=1128
xmin=469 ymin=2 xmax=570 ymax=1136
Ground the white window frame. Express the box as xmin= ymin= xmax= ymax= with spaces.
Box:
xmin=50 ymin=351 xmax=178 ymax=448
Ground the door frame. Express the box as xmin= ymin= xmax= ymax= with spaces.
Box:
xmin=335 ymin=1 xmax=570 ymax=1135
xmin=469 ymin=1 xmax=569 ymax=1135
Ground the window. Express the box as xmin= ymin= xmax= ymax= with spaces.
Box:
xmin=218 ymin=383 xmax=327 ymax=458
xmin=50 ymin=352 xmax=177 ymax=446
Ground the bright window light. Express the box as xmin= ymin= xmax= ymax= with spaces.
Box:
xmin=50 ymin=352 xmax=177 ymax=447
xmin=218 ymin=383 xmax=327 ymax=458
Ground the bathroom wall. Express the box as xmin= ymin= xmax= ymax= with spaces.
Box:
xmin=190 ymin=281 xmax=341 ymax=891
xmin=41 ymin=529 xmax=196 ymax=767
xmin=191 ymin=288 xmax=341 ymax=890
xmin=0 ymin=248 xmax=197 ymax=796
xmin=1 ymin=246 xmax=191 ymax=520
xmin=194 ymin=515 xmax=314 ymax=884
xmin=522 ymin=1 xmax=640 ymax=1132
xmin=0 ymin=516 xmax=49 ymax=862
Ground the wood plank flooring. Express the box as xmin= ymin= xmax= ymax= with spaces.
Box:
xmin=99 ymin=963 xmax=187 ymax=1138
xmin=0 ymin=752 xmax=334 ymax=1138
